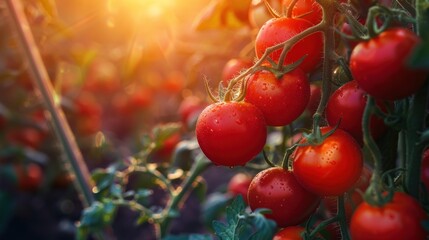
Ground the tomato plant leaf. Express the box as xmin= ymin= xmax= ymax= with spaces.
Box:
xmin=203 ymin=192 xmax=233 ymax=226
xmin=163 ymin=234 xmax=214 ymax=240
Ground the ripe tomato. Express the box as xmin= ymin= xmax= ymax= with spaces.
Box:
xmin=227 ymin=172 xmax=253 ymax=203
xmin=178 ymin=96 xmax=206 ymax=130
xmin=151 ymin=133 xmax=181 ymax=162
xmin=221 ymin=58 xmax=253 ymax=86
xmin=292 ymin=127 xmax=363 ymax=196
xmin=421 ymin=148 xmax=429 ymax=193
xmin=248 ymin=167 xmax=320 ymax=227
xmin=248 ymin=0 xmax=283 ymax=29
xmin=326 ymin=80 xmax=388 ymax=145
xmin=306 ymin=82 xmax=321 ymax=115
xmin=255 ymin=17 xmax=323 ymax=73
xmin=14 ymin=163 xmax=43 ymax=191
xmin=6 ymin=127 xmax=46 ymax=150
xmin=273 ymin=225 xmax=305 ymax=240
xmin=196 ymin=101 xmax=267 ymax=166
xmin=350 ymin=192 xmax=428 ymax=240
xmin=282 ymin=0 xmax=322 ymax=25
xmin=245 ymin=68 xmax=310 ymax=126
xmin=350 ymin=28 xmax=428 ymax=100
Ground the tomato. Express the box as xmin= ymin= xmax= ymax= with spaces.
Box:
xmin=350 ymin=192 xmax=427 ymax=240
xmin=248 ymin=167 xmax=320 ymax=227
xmin=282 ymin=0 xmax=322 ymax=25
xmin=273 ymin=225 xmax=305 ymax=240
xmin=292 ymin=127 xmax=363 ymax=196
xmin=0 ymin=114 xmax=6 ymax=130
xmin=350 ymin=28 xmax=428 ymax=100
xmin=196 ymin=101 xmax=267 ymax=166
xmin=14 ymin=163 xmax=43 ymax=191
xmin=6 ymin=127 xmax=46 ymax=149
xmin=227 ymin=172 xmax=253 ymax=203
xmin=221 ymin=58 xmax=253 ymax=86
xmin=72 ymin=93 xmax=102 ymax=135
xmin=151 ymin=133 xmax=181 ymax=162
xmin=245 ymin=68 xmax=310 ymax=126
xmin=306 ymin=82 xmax=321 ymax=115
xmin=178 ymin=96 xmax=206 ymax=130
xmin=326 ymin=80 xmax=388 ymax=145
xmin=421 ymin=148 xmax=429 ymax=193
xmin=255 ymin=17 xmax=323 ymax=73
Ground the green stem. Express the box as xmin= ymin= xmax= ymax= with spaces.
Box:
xmin=337 ymin=195 xmax=351 ymax=240
xmin=5 ymin=0 xmax=94 ymax=207
xmin=157 ymin=154 xmax=211 ymax=238
xmin=405 ymin=82 xmax=428 ymax=199
xmin=312 ymin=0 xmax=335 ymax=130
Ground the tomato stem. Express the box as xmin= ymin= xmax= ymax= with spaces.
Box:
xmin=158 ymin=154 xmax=211 ymax=238
xmin=337 ymin=195 xmax=351 ymax=240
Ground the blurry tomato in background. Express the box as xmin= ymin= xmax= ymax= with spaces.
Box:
xmin=178 ymin=95 xmax=207 ymax=130
xmin=14 ymin=163 xmax=43 ymax=192
xmin=227 ymin=172 xmax=253 ymax=203
xmin=221 ymin=58 xmax=253 ymax=86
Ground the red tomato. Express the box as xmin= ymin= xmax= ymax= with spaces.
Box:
xmin=350 ymin=192 xmax=428 ymax=240
xmin=292 ymin=127 xmax=363 ymax=196
xmin=221 ymin=58 xmax=253 ymax=86
xmin=273 ymin=225 xmax=305 ymax=240
xmin=254 ymin=17 xmax=323 ymax=73
xmin=151 ymin=133 xmax=181 ymax=162
xmin=14 ymin=163 xmax=43 ymax=191
xmin=306 ymin=83 xmax=321 ymax=115
xmin=282 ymin=0 xmax=322 ymax=25
xmin=245 ymin=68 xmax=310 ymax=126
xmin=248 ymin=167 xmax=320 ymax=227
xmin=178 ymin=96 xmax=206 ymax=129
xmin=227 ymin=172 xmax=253 ymax=203
xmin=0 ymin=114 xmax=6 ymax=130
xmin=73 ymin=93 xmax=102 ymax=135
xmin=350 ymin=28 xmax=428 ymax=100
xmin=196 ymin=101 xmax=267 ymax=166
xmin=6 ymin=127 xmax=46 ymax=149
xmin=421 ymin=148 xmax=429 ymax=193
xmin=326 ymin=80 xmax=388 ymax=145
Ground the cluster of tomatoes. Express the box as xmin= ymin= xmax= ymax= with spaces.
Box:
xmin=196 ymin=0 xmax=429 ymax=239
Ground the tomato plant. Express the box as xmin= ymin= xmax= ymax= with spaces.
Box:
xmin=292 ymin=127 xmax=363 ymax=196
xmin=245 ymin=68 xmax=310 ymax=126
xmin=196 ymin=101 xmax=267 ymax=166
xmin=248 ymin=167 xmax=321 ymax=227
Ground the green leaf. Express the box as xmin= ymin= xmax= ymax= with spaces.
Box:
xmin=79 ymin=200 xmax=117 ymax=229
xmin=134 ymin=189 xmax=153 ymax=205
xmin=202 ymin=192 xmax=232 ymax=226
xmin=110 ymin=184 xmax=122 ymax=199
xmin=248 ymin=211 xmax=276 ymax=240
xmin=212 ymin=196 xmax=247 ymax=240
xmin=163 ymin=234 xmax=214 ymax=240
xmin=212 ymin=196 xmax=276 ymax=240
xmin=91 ymin=168 xmax=115 ymax=195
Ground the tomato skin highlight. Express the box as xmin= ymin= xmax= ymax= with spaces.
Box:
xmin=248 ymin=167 xmax=320 ymax=228
xmin=350 ymin=192 xmax=428 ymax=240
xmin=350 ymin=28 xmax=428 ymax=100
xmin=196 ymin=101 xmax=267 ymax=166
xmin=292 ymin=127 xmax=363 ymax=196
xmin=254 ymin=17 xmax=323 ymax=73
xmin=326 ymin=80 xmax=388 ymax=144
xmin=245 ymin=68 xmax=310 ymax=126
